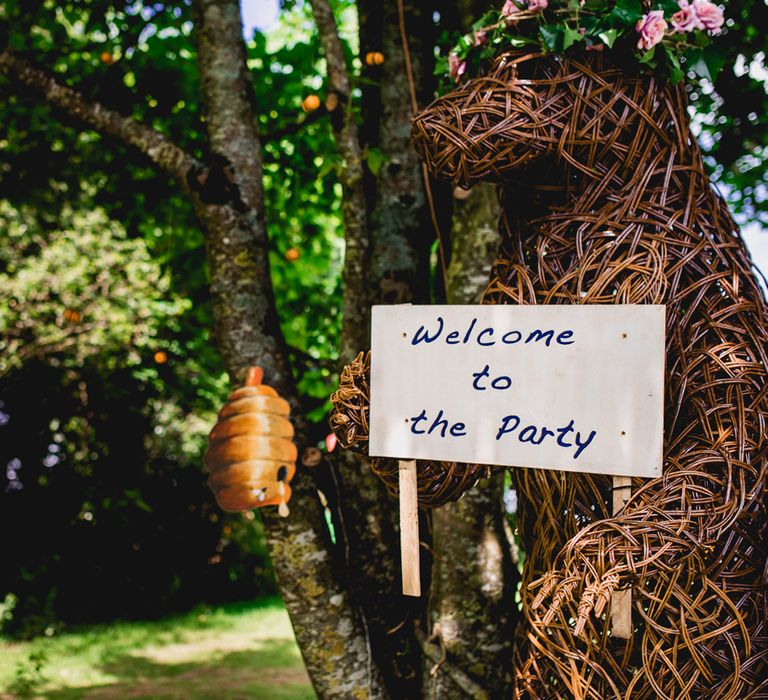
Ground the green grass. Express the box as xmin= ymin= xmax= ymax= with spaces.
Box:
xmin=0 ymin=599 xmax=315 ymax=699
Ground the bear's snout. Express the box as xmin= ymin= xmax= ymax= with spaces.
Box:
xmin=412 ymin=59 xmax=556 ymax=188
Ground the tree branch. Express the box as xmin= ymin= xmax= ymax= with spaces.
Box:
xmin=308 ymin=0 xmax=352 ymax=99
xmin=263 ymin=104 xmax=329 ymax=143
xmin=308 ymin=0 xmax=370 ymax=362
xmin=0 ymin=49 xmax=200 ymax=184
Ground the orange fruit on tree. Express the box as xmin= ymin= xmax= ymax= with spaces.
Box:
xmin=365 ymin=51 xmax=384 ymax=66
xmin=301 ymin=94 xmax=321 ymax=113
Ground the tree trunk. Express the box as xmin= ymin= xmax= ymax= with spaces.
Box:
xmin=359 ymin=0 xmax=438 ymax=306
xmin=424 ymin=475 xmax=518 ymax=698
xmin=422 ymin=183 xmax=519 ymax=698
xmin=190 ymin=1 xmax=389 ymax=696
xmin=306 ymin=2 xmax=426 ymax=696
xmin=446 ymin=184 xmax=500 ymax=305
xmin=309 ymin=0 xmax=371 ymax=363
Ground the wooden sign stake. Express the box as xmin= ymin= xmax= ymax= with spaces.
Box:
xmin=398 ymin=459 xmax=421 ymax=597
xmin=611 ymin=475 xmax=632 ymax=638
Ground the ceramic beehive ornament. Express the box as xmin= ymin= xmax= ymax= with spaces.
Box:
xmin=204 ymin=367 xmax=296 ymax=517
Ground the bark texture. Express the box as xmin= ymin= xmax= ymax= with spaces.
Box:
xmin=353 ymin=1 xmax=450 ymax=693
xmin=0 ymin=50 xmax=199 ymax=183
xmin=189 ymin=0 xmax=287 ymax=384
xmin=424 ymin=476 xmax=518 ymax=698
xmin=310 ymin=2 xmax=423 ymax=696
xmin=309 ymin=0 xmax=370 ymax=362
xmin=190 ymin=2 xmax=388 ymax=696
xmin=422 ymin=184 xmax=518 ymax=698
xmin=446 ymin=184 xmax=500 ymax=304
xmin=359 ymin=0 xmax=438 ymax=306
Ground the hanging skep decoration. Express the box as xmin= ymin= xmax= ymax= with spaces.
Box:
xmin=204 ymin=367 xmax=296 ymax=517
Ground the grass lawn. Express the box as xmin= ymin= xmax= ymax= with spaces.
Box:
xmin=0 ymin=598 xmax=315 ymax=699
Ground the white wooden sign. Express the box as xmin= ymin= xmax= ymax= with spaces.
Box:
xmin=369 ymin=304 xmax=665 ymax=479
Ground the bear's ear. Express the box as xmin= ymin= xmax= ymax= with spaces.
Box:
xmin=411 ymin=52 xmax=559 ymax=188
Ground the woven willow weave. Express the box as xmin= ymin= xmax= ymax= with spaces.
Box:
xmin=417 ymin=50 xmax=768 ymax=699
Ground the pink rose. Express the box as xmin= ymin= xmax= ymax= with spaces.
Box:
xmin=501 ymin=0 xmax=520 ymax=18
xmin=527 ymin=0 xmax=548 ymax=10
xmin=636 ymin=10 xmax=668 ymax=50
xmin=693 ymin=0 xmax=724 ymax=31
xmin=501 ymin=0 xmax=527 ymax=24
xmin=671 ymin=0 xmax=699 ymax=31
xmin=473 ymin=30 xmax=488 ymax=47
xmin=448 ymin=53 xmax=467 ymax=83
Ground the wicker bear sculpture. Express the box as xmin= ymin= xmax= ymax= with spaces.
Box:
xmin=330 ymin=51 xmax=768 ymax=698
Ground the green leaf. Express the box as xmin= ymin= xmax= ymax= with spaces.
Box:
xmin=509 ymin=35 xmax=539 ymax=47
xmin=472 ymin=10 xmax=499 ymax=30
xmin=610 ymin=0 xmax=643 ymax=25
xmin=365 ymin=147 xmax=387 ymax=176
xmin=638 ymin=46 xmax=657 ymax=67
xmin=686 ymin=49 xmax=709 ymax=79
xmin=658 ymin=0 xmax=680 ymax=16
xmin=692 ymin=30 xmax=710 ymax=48
xmin=664 ymin=46 xmax=684 ymax=84
xmin=597 ymin=29 xmax=619 ymax=48
xmin=580 ymin=15 xmax=600 ymax=34
xmin=434 ymin=55 xmax=449 ymax=76
xmin=539 ymin=25 xmax=565 ymax=52
xmin=701 ymin=45 xmax=728 ymax=81
xmin=563 ymin=26 xmax=584 ymax=50
xmin=686 ymin=45 xmax=726 ymax=82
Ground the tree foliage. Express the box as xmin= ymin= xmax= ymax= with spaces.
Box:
xmin=0 ymin=203 xmax=188 ymax=375
xmin=0 ymin=0 xmax=366 ymax=638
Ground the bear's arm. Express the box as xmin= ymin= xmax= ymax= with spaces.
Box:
xmin=529 ymin=423 xmax=768 ymax=637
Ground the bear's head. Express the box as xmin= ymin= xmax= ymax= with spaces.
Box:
xmin=412 ymin=50 xmax=693 ymax=193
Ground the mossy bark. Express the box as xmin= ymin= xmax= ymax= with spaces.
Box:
xmin=359 ymin=0 xmax=439 ymax=306
xmin=424 ymin=476 xmax=519 ymax=698
xmin=352 ymin=1 xmax=448 ymax=694
xmin=191 ymin=1 xmax=389 ymax=696
xmin=422 ymin=184 xmax=519 ymax=697
xmin=446 ymin=184 xmax=501 ymax=305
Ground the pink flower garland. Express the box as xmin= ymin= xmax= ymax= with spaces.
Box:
xmin=444 ymin=0 xmax=727 ymax=88
xmin=449 ymin=53 xmax=467 ymax=83
xmin=693 ymin=0 xmax=725 ymax=31
xmin=639 ymin=0 xmax=724 ymax=50
xmin=502 ymin=0 xmax=548 ymax=20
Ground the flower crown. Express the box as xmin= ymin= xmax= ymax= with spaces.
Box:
xmin=440 ymin=0 xmax=727 ymax=87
